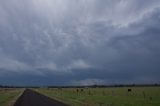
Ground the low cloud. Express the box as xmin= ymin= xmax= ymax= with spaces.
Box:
xmin=70 ymin=79 xmax=107 ymax=86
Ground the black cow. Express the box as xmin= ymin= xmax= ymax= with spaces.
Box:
xmin=128 ymin=89 xmax=132 ymax=92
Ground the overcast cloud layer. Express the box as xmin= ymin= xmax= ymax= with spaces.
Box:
xmin=0 ymin=0 xmax=160 ymax=86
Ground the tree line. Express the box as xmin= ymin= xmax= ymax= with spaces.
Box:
xmin=0 ymin=83 xmax=160 ymax=88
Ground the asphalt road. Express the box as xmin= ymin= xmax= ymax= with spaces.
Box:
xmin=13 ymin=89 xmax=69 ymax=106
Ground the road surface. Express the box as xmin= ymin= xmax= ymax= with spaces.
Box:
xmin=14 ymin=89 xmax=69 ymax=106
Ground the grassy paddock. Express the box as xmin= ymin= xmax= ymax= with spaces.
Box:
xmin=0 ymin=88 xmax=23 ymax=106
xmin=36 ymin=87 xmax=160 ymax=106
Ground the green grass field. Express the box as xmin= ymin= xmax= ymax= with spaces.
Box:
xmin=36 ymin=87 xmax=160 ymax=106
xmin=0 ymin=89 xmax=23 ymax=106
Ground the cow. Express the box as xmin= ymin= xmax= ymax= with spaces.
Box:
xmin=128 ymin=89 xmax=132 ymax=92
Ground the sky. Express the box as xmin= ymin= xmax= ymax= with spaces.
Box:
xmin=0 ymin=0 xmax=160 ymax=86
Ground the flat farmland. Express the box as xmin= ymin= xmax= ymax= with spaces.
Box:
xmin=36 ymin=87 xmax=160 ymax=106
xmin=0 ymin=88 xmax=23 ymax=106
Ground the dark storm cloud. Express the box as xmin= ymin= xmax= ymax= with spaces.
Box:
xmin=0 ymin=0 xmax=160 ymax=85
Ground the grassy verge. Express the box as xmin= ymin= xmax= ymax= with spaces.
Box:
xmin=36 ymin=87 xmax=160 ymax=106
xmin=0 ymin=88 xmax=23 ymax=106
